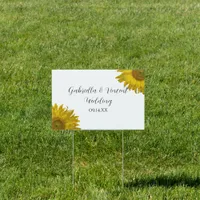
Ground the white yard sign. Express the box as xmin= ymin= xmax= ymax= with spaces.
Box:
xmin=52 ymin=70 xmax=144 ymax=130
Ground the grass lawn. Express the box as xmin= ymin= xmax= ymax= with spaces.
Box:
xmin=0 ymin=0 xmax=200 ymax=199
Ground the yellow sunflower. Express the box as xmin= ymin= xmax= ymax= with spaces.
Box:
xmin=116 ymin=70 xmax=144 ymax=94
xmin=52 ymin=104 xmax=80 ymax=130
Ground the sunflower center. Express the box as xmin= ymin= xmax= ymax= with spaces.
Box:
xmin=52 ymin=119 xmax=65 ymax=130
xmin=132 ymin=70 xmax=144 ymax=81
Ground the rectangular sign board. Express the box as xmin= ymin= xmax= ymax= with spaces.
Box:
xmin=52 ymin=70 xmax=144 ymax=130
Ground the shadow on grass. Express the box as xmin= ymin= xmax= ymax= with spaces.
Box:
xmin=125 ymin=174 xmax=200 ymax=188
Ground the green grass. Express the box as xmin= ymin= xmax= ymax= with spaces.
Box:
xmin=0 ymin=0 xmax=200 ymax=199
